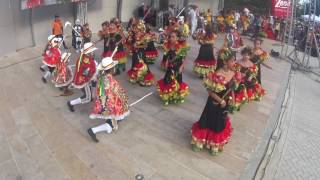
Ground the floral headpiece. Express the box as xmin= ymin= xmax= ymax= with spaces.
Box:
xmin=217 ymin=48 xmax=233 ymax=61
xmin=136 ymin=20 xmax=146 ymax=32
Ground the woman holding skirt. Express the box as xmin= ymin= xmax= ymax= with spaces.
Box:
xmin=191 ymin=48 xmax=240 ymax=155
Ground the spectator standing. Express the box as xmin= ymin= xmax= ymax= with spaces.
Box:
xmin=274 ymin=18 xmax=281 ymax=40
xmin=206 ymin=9 xmax=213 ymax=25
xmin=138 ymin=3 xmax=146 ymax=19
xmin=189 ymin=6 xmax=198 ymax=35
xmin=52 ymin=15 xmax=68 ymax=49
xmin=83 ymin=23 xmax=92 ymax=44
xmin=235 ymin=11 xmax=241 ymax=29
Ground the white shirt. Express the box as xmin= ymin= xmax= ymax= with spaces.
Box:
xmin=190 ymin=9 xmax=197 ymax=23
xmin=235 ymin=12 xmax=240 ymax=21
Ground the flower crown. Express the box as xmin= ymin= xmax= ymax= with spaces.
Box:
xmin=218 ymin=48 xmax=233 ymax=61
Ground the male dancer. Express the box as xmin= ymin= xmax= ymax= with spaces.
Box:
xmin=41 ymin=35 xmax=61 ymax=83
xmin=67 ymin=42 xmax=98 ymax=112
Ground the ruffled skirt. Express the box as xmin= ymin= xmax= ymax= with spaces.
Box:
xmin=191 ymin=118 xmax=232 ymax=150
xmin=127 ymin=61 xmax=154 ymax=86
xmin=145 ymin=42 xmax=159 ymax=64
xmin=157 ymin=80 xmax=189 ymax=105
xmin=52 ymin=65 xmax=73 ymax=88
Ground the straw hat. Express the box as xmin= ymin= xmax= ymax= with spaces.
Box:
xmin=48 ymin=35 xmax=56 ymax=42
xmin=48 ymin=35 xmax=61 ymax=47
xmin=81 ymin=42 xmax=98 ymax=54
xmin=97 ymin=57 xmax=118 ymax=71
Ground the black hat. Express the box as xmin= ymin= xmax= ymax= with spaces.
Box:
xmin=54 ymin=14 xmax=60 ymax=18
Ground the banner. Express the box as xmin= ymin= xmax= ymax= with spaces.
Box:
xmin=21 ymin=0 xmax=84 ymax=10
xmin=271 ymin=0 xmax=291 ymax=17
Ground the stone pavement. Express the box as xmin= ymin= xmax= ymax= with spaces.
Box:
xmin=255 ymin=70 xmax=320 ymax=180
xmin=0 ymin=36 xmax=290 ymax=180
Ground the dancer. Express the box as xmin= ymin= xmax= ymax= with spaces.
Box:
xmin=127 ymin=21 xmax=154 ymax=86
xmin=87 ymin=57 xmax=130 ymax=142
xmin=193 ymin=24 xmax=217 ymax=78
xmin=144 ymin=25 xmax=159 ymax=64
xmin=51 ymin=52 xmax=73 ymax=96
xmin=235 ymin=47 xmax=265 ymax=106
xmin=83 ymin=23 xmax=92 ymax=44
xmin=191 ymin=48 xmax=240 ymax=155
xmin=41 ymin=35 xmax=61 ymax=84
xmin=225 ymin=24 xmax=244 ymax=58
xmin=67 ymin=42 xmax=98 ymax=112
xmin=102 ymin=22 xmax=127 ymax=75
xmin=157 ymin=31 xmax=189 ymax=105
xmin=251 ymin=38 xmax=270 ymax=84
xmin=98 ymin=21 xmax=110 ymax=55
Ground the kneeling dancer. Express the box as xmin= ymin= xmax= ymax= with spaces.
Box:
xmin=87 ymin=57 xmax=130 ymax=142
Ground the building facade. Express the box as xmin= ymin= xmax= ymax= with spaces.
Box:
xmin=0 ymin=0 xmax=222 ymax=57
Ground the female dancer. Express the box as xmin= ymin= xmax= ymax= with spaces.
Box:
xmin=251 ymin=38 xmax=270 ymax=84
xmin=157 ymin=31 xmax=189 ymax=105
xmin=144 ymin=25 xmax=159 ymax=64
xmin=191 ymin=48 xmax=240 ymax=155
xmin=102 ymin=22 xmax=127 ymax=75
xmin=127 ymin=21 xmax=154 ymax=86
xmin=193 ymin=24 xmax=217 ymax=78
xmin=235 ymin=47 xmax=265 ymax=104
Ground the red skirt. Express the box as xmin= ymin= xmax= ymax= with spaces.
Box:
xmin=157 ymin=79 xmax=179 ymax=103
xmin=178 ymin=82 xmax=189 ymax=98
xmin=127 ymin=69 xmax=137 ymax=82
xmin=193 ymin=59 xmax=216 ymax=67
xmin=234 ymin=88 xmax=248 ymax=110
xmin=140 ymin=71 xmax=154 ymax=86
xmin=102 ymin=51 xmax=127 ymax=62
xmin=191 ymin=117 xmax=232 ymax=148
xmin=193 ymin=59 xmax=217 ymax=76
xmin=247 ymin=83 xmax=266 ymax=101
xmin=145 ymin=50 xmax=159 ymax=59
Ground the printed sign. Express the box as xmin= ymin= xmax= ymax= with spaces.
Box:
xmin=272 ymin=0 xmax=291 ymax=17
xmin=21 ymin=0 xmax=84 ymax=10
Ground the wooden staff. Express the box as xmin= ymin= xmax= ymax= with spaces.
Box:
xmin=142 ymin=7 xmax=152 ymax=21
xmin=176 ymin=7 xmax=186 ymax=18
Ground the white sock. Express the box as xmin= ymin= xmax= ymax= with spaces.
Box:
xmin=43 ymin=71 xmax=51 ymax=79
xmin=70 ymin=98 xmax=82 ymax=106
xmin=92 ymin=123 xmax=112 ymax=134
